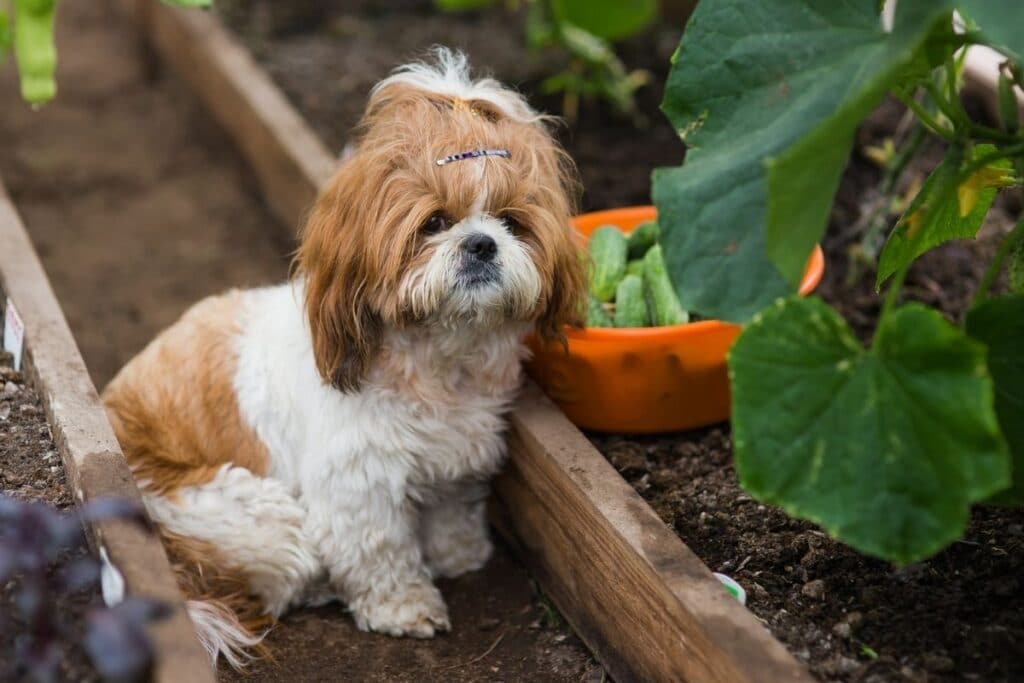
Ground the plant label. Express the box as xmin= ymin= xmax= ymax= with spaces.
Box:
xmin=4 ymin=297 xmax=25 ymax=371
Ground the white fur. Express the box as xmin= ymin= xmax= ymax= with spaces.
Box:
xmin=401 ymin=212 xmax=542 ymax=323
xmin=186 ymin=600 xmax=264 ymax=671
xmin=143 ymin=465 xmax=321 ymax=617
xmin=224 ymin=281 xmax=526 ymax=638
xmin=375 ymin=47 xmax=540 ymax=123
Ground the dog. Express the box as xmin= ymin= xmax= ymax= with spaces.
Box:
xmin=101 ymin=48 xmax=585 ymax=667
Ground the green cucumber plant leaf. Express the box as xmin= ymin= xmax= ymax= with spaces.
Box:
xmin=966 ymin=294 xmax=1024 ymax=504
xmin=652 ymin=0 xmax=955 ymax=321
xmin=729 ymin=297 xmax=1010 ymax=564
xmin=956 ymin=3 xmax=1024 ymax=63
xmin=876 ymin=146 xmax=1009 ymax=288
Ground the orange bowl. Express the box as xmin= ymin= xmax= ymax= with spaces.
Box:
xmin=526 ymin=205 xmax=825 ymax=434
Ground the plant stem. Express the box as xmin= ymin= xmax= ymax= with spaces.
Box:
xmin=968 ymin=122 xmax=1023 ymax=145
xmin=880 ymin=263 xmax=909 ymax=322
xmin=923 ymin=81 xmax=963 ymax=130
xmin=957 ymin=142 xmax=1024 ymax=183
xmin=895 ymin=89 xmax=955 ymax=141
xmin=974 ymin=214 xmax=1024 ymax=305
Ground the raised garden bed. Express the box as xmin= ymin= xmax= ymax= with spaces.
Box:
xmin=0 ymin=176 xmax=215 ymax=683
xmin=117 ymin=1 xmax=819 ymax=681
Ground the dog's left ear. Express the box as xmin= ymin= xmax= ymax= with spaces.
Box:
xmin=296 ymin=156 xmax=383 ymax=392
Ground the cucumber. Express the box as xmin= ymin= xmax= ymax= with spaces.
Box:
xmin=627 ymin=220 xmax=660 ymax=259
xmin=625 ymin=258 xmax=644 ymax=278
xmin=614 ymin=275 xmax=649 ymax=328
xmin=643 ymin=244 xmax=689 ymax=326
xmin=586 ymin=295 xmax=614 ymax=327
xmin=588 ymin=226 xmax=628 ymax=302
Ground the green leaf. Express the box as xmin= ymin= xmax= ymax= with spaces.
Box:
xmin=159 ymin=0 xmax=212 ymax=7
xmin=653 ymin=0 xmax=955 ymax=321
xmin=0 ymin=11 xmax=10 ymax=55
xmin=551 ymin=0 xmax=656 ymax=42
xmin=729 ymin=297 xmax=1010 ymax=564
xmin=434 ymin=0 xmax=495 ymax=11
xmin=876 ymin=145 xmax=1007 ymax=288
xmin=957 ymin=2 xmax=1024 ymax=63
xmin=967 ymin=294 xmax=1024 ymax=504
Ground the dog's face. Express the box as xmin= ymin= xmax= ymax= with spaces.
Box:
xmin=297 ymin=52 xmax=586 ymax=391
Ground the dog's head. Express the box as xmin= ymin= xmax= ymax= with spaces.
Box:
xmin=296 ymin=49 xmax=585 ymax=391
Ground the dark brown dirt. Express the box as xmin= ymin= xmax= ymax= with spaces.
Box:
xmin=0 ymin=345 xmax=101 ymax=683
xmin=216 ymin=0 xmax=687 ymax=214
xmin=221 ymin=544 xmax=594 ymax=683
xmin=0 ymin=1 xmax=598 ymax=680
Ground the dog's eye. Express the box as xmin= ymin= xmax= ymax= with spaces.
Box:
xmin=421 ymin=213 xmax=453 ymax=235
xmin=502 ymin=215 xmax=525 ymax=237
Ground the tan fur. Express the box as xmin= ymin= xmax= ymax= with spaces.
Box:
xmin=102 ymin=290 xmax=269 ymax=497
xmin=297 ymin=84 xmax=586 ymax=392
xmin=161 ymin=529 xmax=274 ymax=655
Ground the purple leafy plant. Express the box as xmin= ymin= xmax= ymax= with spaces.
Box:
xmin=0 ymin=496 xmax=170 ymax=683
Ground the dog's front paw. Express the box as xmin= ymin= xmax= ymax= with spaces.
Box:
xmin=351 ymin=581 xmax=450 ymax=638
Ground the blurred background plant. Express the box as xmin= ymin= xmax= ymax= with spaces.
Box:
xmin=0 ymin=0 xmax=210 ymax=105
xmin=435 ymin=0 xmax=658 ymax=122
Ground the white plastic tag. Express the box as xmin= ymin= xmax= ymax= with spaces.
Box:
xmin=3 ymin=297 xmax=25 ymax=371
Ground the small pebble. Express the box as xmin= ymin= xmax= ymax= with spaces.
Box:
xmin=832 ymin=621 xmax=852 ymax=639
xmin=801 ymin=579 xmax=826 ymax=600
xmin=0 ymin=405 xmax=9 ymax=421
xmin=478 ymin=617 xmax=500 ymax=631
xmin=922 ymin=653 xmax=955 ymax=673
xmin=4 ymin=382 xmax=18 ymax=395
xmin=19 ymin=403 xmax=37 ymax=415
xmin=835 ymin=656 xmax=859 ymax=675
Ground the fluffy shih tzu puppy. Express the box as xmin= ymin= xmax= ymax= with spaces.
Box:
xmin=101 ymin=48 xmax=585 ymax=666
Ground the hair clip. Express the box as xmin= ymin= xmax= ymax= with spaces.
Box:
xmin=436 ymin=149 xmax=511 ymax=166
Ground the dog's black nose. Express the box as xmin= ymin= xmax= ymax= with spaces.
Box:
xmin=463 ymin=233 xmax=498 ymax=262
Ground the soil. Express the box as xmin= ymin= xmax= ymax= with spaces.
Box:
xmin=0 ymin=345 xmax=101 ymax=683
xmin=215 ymin=5 xmax=1024 ymax=680
xmin=0 ymin=1 xmax=599 ymax=681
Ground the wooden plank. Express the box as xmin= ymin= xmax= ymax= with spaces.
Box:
xmin=121 ymin=4 xmax=813 ymax=679
xmin=494 ymin=383 xmax=813 ymax=683
xmin=0 ymin=178 xmax=216 ymax=683
xmin=120 ymin=0 xmax=336 ymax=232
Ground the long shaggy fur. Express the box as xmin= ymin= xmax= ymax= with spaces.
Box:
xmin=102 ymin=48 xmax=585 ymax=668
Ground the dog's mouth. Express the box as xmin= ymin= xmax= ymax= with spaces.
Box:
xmin=457 ymin=260 xmax=501 ymax=288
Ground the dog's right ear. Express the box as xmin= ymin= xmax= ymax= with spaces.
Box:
xmin=295 ymin=157 xmax=382 ymax=392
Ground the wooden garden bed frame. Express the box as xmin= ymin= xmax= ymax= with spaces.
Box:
xmin=114 ymin=1 xmax=815 ymax=680
xmin=0 ymin=177 xmax=216 ymax=683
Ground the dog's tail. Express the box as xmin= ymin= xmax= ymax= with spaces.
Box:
xmin=185 ymin=599 xmax=266 ymax=670
xmin=162 ymin=529 xmax=274 ymax=670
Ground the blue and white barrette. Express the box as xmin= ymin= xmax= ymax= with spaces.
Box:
xmin=435 ymin=149 xmax=511 ymax=166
